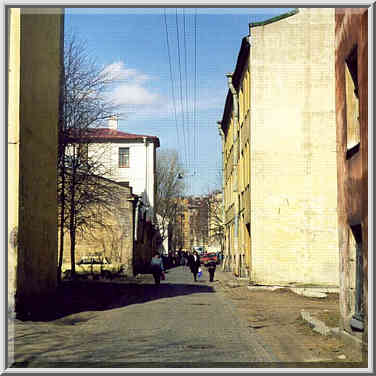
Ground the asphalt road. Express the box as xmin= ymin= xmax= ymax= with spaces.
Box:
xmin=10 ymin=266 xmax=277 ymax=368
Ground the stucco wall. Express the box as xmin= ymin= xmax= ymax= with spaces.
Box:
xmin=13 ymin=8 xmax=64 ymax=316
xmin=8 ymin=8 xmax=21 ymax=316
xmin=249 ymin=8 xmax=339 ymax=286
xmin=335 ymin=8 xmax=368 ymax=342
xmin=61 ymin=183 xmax=135 ymax=275
xmin=89 ymin=140 xmax=156 ymax=219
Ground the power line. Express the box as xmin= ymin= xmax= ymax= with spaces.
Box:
xmin=194 ymin=9 xmax=198 ymax=176
xmin=175 ymin=8 xmax=189 ymax=170
xmin=183 ymin=8 xmax=190 ymax=167
xmin=163 ymin=9 xmax=180 ymax=150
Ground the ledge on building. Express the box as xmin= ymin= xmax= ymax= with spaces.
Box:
xmin=249 ymin=8 xmax=299 ymax=28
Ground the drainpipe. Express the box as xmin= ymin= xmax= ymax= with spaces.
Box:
xmin=217 ymin=121 xmax=227 ymax=271
xmin=134 ymin=198 xmax=140 ymax=241
xmin=143 ymin=136 xmax=149 ymax=220
xmin=226 ymin=73 xmax=239 ymax=276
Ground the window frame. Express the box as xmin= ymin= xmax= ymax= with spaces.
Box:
xmin=345 ymin=45 xmax=360 ymax=160
xmin=119 ymin=147 xmax=130 ymax=168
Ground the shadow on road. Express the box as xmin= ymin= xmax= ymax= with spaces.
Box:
xmin=17 ymin=280 xmax=215 ymax=322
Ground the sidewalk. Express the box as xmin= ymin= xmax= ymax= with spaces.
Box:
xmin=214 ymin=267 xmax=340 ymax=332
xmin=213 ymin=268 xmax=366 ymax=365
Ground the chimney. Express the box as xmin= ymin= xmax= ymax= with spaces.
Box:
xmin=108 ymin=116 xmax=118 ymax=130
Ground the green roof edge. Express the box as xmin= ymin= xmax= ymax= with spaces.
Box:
xmin=249 ymin=8 xmax=299 ymax=28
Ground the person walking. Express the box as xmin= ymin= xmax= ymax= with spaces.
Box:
xmin=188 ymin=251 xmax=201 ymax=282
xmin=206 ymin=258 xmax=217 ymax=282
xmin=150 ymin=252 xmax=164 ymax=285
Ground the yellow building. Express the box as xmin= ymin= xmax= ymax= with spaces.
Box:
xmin=177 ymin=196 xmax=209 ymax=252
xmin=8 ymin=8 xmax=64 ymax=318
xmin=220 ymin=8 xmax=339 ymax=287
xmin=220 ymin=40 xmax=251 ymax=277
xmin=60 ymin=180 xmax=137 ymax=276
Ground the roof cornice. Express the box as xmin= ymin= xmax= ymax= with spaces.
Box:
xmin=249 ymin=8 xmax=299 ymax=28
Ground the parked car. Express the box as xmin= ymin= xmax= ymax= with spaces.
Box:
xmin=200 ymin=252 xmax=218 ymax=266
xmin=62 ymin=255 xmax=124 ymax=280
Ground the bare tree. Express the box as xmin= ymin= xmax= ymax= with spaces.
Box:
xmin=57 ymin=32 xmax=121 ymax=281
xmin=206 ymin=191 xmax=224 ymax=252
xmin=154 ymin=149 xmax=185 ymax=252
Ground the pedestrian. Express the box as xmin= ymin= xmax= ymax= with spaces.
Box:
xmin=150 ymin=252 xmax=164 ymax=285
xmin=188 ymin=251 xmax=201 ymax=282
xmin=205 ymin=258 xmax=217 ymax=282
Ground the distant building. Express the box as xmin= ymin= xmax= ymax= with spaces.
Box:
xmin=177 ymin=196 xmax=209 ymax=252
xmin=335 ymin=7 xmax=368 ymax=346
xmin=207 ymin=191 xmax=224 ymax=253
xmin=220 ymin=8 xmax=340 ymax=285
xmin=8 ymin=8 xmax=64 ymax=318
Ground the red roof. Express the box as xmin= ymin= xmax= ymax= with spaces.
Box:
xmin=67 ymin=128 xmax=160 ymax=147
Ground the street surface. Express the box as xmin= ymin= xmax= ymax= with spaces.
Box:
xmin=10 ymin=266 xmax=277 ymax=368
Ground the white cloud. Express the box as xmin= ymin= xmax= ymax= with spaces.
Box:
xmin=101 ymin=61 xmax=150 ymax=83
xmin=103 ymin=61 xmax=162 ymax=111
xmin=103 ymin=60 xmax=227 ymax=120
xmin=111 ymin=84 xmax=160 ymax=106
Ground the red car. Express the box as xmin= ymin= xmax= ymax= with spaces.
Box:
xmin=200 ymin=253 xmax=218 ymax=265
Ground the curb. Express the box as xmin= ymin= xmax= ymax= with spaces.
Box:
xmin=300 ymin=309 xmax=337 ymax=336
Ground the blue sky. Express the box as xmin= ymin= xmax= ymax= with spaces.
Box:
xmin=65 ymin=7 xmax=294 ymax=194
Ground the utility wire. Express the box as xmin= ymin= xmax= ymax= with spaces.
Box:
xmin=163 ymin=9 xmax=180 ymax=149
xmin=175 ymin=9 xmax=189 ymax=171
xmin=194 ymin=9 xmax=198 ymax=177
xmin=183 ymin=9 xmax=190 ymax=169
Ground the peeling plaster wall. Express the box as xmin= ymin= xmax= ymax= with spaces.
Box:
xmin=335 ymin=8 xmax=368 ymax=342
xmin=249 ymin=8 xmax=339 ymax=286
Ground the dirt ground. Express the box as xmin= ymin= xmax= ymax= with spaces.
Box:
xmin=218 ymin=280 xmax=367 ymax=367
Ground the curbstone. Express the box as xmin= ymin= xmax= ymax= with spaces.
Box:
xmin=291 ymin=288 xmax=327 ymax=298
xmin=300 ymin=310 xmax=333 ymax=336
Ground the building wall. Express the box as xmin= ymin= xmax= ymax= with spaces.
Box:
xmin=61 ymin=182 xmax=135 ymax=276
xmin=8 ymin=8 xmax=21 ymax=316
xmin=222 ymin=40 xmax=251 ymax=277
xmin=223 ymin=104 xmax=236 ymax=272
xmin=335 ymin=8 xmax=368 ymax=343
xmin=238 ymin=58 xmax=251 ymax=277
xmin=9 ymin=8 xmax=64 ymax=317
xmin=89 ymin=140 xmax=156 ymax=220
xmin=249 ymin=8 xmax=339 ymax=286
xmin=207 ymin=192 xmax=223 ymax=252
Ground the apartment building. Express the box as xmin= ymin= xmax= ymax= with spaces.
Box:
xmin=335 ymin=7 xmax=368 ymax=345
xmin=220 ymin=8 xmax=339 ymax=286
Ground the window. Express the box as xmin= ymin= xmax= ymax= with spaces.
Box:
xmin=119 ymin=147 xmax=129 ymax=168
xmin=349 ymin=224 xmax=364 ymax=331
xmin=345 ymin=46 xmax=360 ymax=159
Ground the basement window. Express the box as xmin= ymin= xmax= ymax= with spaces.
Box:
xmin=345 ymin=46 xmax=360 ymax=159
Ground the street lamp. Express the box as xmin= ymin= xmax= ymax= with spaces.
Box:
xmin=177 ymin=171 xmax=197 ymax=180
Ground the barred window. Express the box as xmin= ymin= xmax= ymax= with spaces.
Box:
xmin=119 ymin=147 xmax=129 ymax=168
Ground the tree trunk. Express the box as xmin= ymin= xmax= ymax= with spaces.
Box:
xmin=69 ymin=159 xmax=77 ymax=278
xmin=57 ymin=162 xmax=66 ymax=284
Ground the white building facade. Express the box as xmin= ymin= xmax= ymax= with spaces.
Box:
xmin=87 ymin=118 xmax=160 ymax=221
